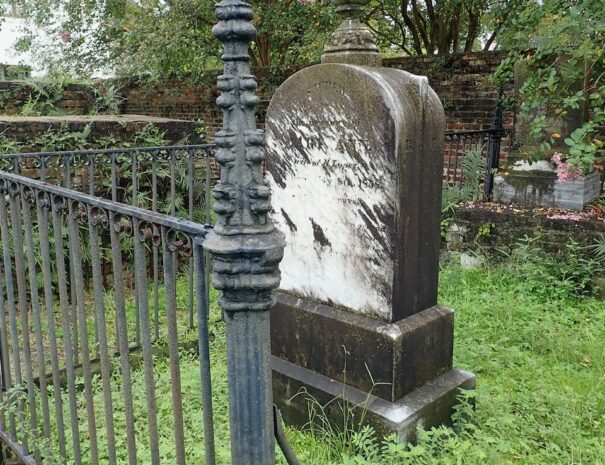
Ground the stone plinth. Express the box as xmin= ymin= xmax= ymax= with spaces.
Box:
xmin=266 ymin=62 xmax=474 ymax=438
xmin=493 ymin=166 xmax=601 ymax=210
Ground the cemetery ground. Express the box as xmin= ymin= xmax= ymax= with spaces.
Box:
xmin=28 ymin=243 xmax=605 ymax=465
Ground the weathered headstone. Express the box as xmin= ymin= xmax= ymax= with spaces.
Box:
xmin=267 ymin=0 xmax=475 ymax=440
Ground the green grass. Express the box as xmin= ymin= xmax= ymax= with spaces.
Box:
xmin=5 ymin=254 xmax=605 ymax=465
xmin=281 ymin=257 xmax=605 ymax=465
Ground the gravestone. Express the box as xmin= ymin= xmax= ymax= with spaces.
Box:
xmin=266 ymin=0 xmax=475 ymax=440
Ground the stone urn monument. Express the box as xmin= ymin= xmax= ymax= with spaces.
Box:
xmin=266 ymin=0 xmax=475 ymax=440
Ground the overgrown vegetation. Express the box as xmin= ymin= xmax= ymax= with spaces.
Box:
xmin=13 ymin=0 xmax=338 ymax=82
xmin=3 ymin=241 xmax=602 ymax=464
xmin=441 ymin=145 xmax=485 ymax=235
xmin=496 ymin=0 xmax=605 ymax=173
xmin=0 ymin=76 xmax=123 ymax=117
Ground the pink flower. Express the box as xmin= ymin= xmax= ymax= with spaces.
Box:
xmin=297 ymin=0 xmax=316 ymax=4
xmin=551 ymin=152 xmax=583 ymax=183
xmin=59 ymin=31 xmax=70 ymax=43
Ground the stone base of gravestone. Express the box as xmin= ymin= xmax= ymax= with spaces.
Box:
xmin=266 ymin=62 xmax=475 ymax=439
xmin=271 ymin=293 xmax=475 ymax=440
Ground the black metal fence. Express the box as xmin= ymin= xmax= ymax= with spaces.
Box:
xmin=0 ymin=144 xmax=217 ymax=221
xmin=0 ymin=169 xmax=216 ymax=465
xmin=0 ymin=143 xmax=303 ymax=465
xmin=443 ymin=91 xmax=514 ymax=199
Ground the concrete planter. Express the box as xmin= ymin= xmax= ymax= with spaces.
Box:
xmin=494 ymin=167 xmax=601 ymax=210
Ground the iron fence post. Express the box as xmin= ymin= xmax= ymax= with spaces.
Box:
xmin=205 ymin=2 xmax=285 ymax=465
xmin=484 ymin=87 xmax=505 ymax=200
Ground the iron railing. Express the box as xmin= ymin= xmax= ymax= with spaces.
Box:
xmin=0 ymin=169 xmax=216 ymax=465
xmin=443 ymin=90 xmax=514 ymax=199
xmin=0 ymin=144 xmax=218 ymax=336
xmin=0 ymin=144 xmax=218 ymax=220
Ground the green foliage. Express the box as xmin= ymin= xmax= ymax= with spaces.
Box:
xmin=91 ymin=82 xmax=123 ymax=115
xmin=366 ymin=0 xmax=523 ymax=55
xmin=590 ymin=235 xmax=605 ymax=264
xmin=0 ymin=89 xmax=11 ymax=108
xmin=497 ymin=0 xmax=605 ymax=173
xmin=509 ymin=236 xmax=601 ymax=299
xmin=31 ymin=121 xmax=92 ymax=151
xmin=441 ymin=145 xmax=485 ymax=235
xmin=14 ymin=0 xmax=337 ymax=84
xmin=0 ymin=130 xmax=21 ymax=154
xmin=19 ymin=78 xmax=70 ymax=116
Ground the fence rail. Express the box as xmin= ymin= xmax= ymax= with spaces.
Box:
xmin=0 ymin=144 xmax=218 ymax=222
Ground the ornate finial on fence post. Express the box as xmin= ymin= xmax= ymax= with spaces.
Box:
xmin=322 ymin=0 xmax=382 ymax=67
xmin=205 ymin=1 xmax=285 ymax=464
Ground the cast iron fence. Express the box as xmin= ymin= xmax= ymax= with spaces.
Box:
xmin=443 ymin=90 xmax=514 ymax=199
xmin=0 ymin=169 xmax=216 ymax=465
xmin=0 ymin=144 xmax=218 ymax=220
xmin=0 ymin=143 xmax=301 ymax=465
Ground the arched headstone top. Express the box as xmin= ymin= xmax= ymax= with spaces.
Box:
xmin=266 ymin=63 xmax=445 ymax=322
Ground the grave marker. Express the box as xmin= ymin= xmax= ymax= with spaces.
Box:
xmin=267 ymin=0 xmax=475 ymax=439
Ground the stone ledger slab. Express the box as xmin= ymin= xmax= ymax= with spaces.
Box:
xmin=493 ymin=170 xmax=601 ymax=210
xmin=272 ymin=357 xmax=476 ymax=442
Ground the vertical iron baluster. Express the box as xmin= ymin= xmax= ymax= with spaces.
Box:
xmin=0 ymin=288 xmax=5 ymax=433
xmin=108 ymin=213 xmax=138 ymax=465
xmin=0 ymin=265 xmax=15 ymax=439
xmin=0 ymin=190 xmax=26 ymax=450
xmin=88 ymin=154 xmax=95 ymax=196
xmin=36 ymin=192 xmax=67 ymax=461
xmin=87 ymin=154 xmax=100 ymax=357
xmin=188 ymin=150 xmax=195 ymax=328
xmin=8 ymin=187 xmax=39 ymax=459
xmin=204 ymin=151 xmax=211 ymax=225
xmin=132 ymin=152 xmax=141 ymax=345
xmin=67 ymin=202 xmax=99 ymax=465
xmin=133 ymin=220 xmax=161 ymax=465
xmin=162 ymin=228 xmax=186 ymax=465
xmin=65 ymin=155 xmax=79 ymax=367
xmin=64 ymin=154 xmax=78 ymax=364
xmin=152 ymin=151 xmax=160 ymax=339
xmin=87 ymin=207 xmax=118 ymax=465
xmin=484 ymin=88 xmax=505 ymax=200
xmin=111 ymin=152 xmax=118 ymax=202
xmin=453 ymin=137 xmax=461 ymax=185
xmin=446 ymin=138 xmax=453 ymax=184
xmin=51 ymin=195 xmax=83 ymax=465
xmin=170 ymin=150 xmax=176 ymax=217
xmin=39 ymin=157 xmax=47 ymax=183
xmin=21 ymin=190 xmax=52 ymax=443
xmin=194 ymin=240 xmax=216 ymax=465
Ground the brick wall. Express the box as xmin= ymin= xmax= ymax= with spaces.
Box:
xmin=1 ymin=52 xmax=512 ymax=140
xmin=385 ymin=52 xmax=511 ymax=131
xmin=0 ymin=81 xmax=94 ymax=115
xmin=120 ymin=51 xmax=510 ymax=137
xmin=0 ymin=115 xmax=204 ymax=150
